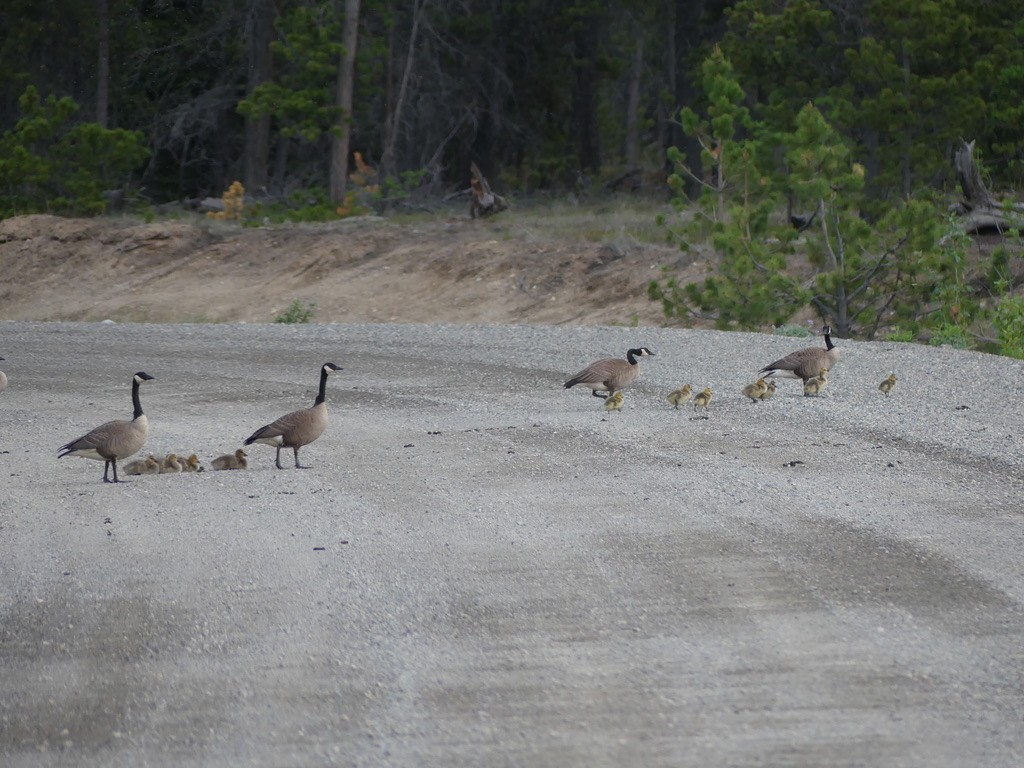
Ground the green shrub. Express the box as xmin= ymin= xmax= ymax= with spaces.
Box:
xmin=884 ymin=327 xmax=915 ymax=342
xmin=994 ymin=295 xmax=1024 ymax=359
xmin=274 ymin=299 xmax=316 ymax=324
xmin=773 ymin=324 xmax=812 ymax=338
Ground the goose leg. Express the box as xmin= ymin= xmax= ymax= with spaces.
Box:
xmin=592 ymin=390 xmax=609 ymax=399
xmin=103 ymin=460 xmax=113 ymax=483
xmin=275 ymin=446 xmax=284 ymax=470
xmin=293 ymin=447 xmax=309 ymax=469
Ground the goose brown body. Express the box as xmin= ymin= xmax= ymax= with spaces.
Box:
xmin=58 ymin=372 xmax=155 ymax=483
xmin=564 ymin=347 xmax=654 ymax=398
xmin=760 ymin=326 xmax=840 ymax=382
xmin=244 ymin=363 xmax=341 ymax=469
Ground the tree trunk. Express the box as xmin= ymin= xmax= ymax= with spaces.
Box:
xmin=244 ymin=0 xmax=276 ymax=192
xmin=624 ymin=33 xmax=643 ymax=174
xmin=571 ymin=20 xmax=601 ymax=178
xmin=381 ymin=0 xmax=426 ymax=181
xmin=96 ymin=0 xmax=109 ymax=127
xmin=330 ymin=0 xmax=361 ymax=205
xmin=952 ymin=139 xmax=1024 ymax=234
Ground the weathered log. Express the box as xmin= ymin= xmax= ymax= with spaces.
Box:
xmin=469 ymin=161 xmax=508 ymax=218
xmin=952 ymin=138 xmax=1024 ymax=234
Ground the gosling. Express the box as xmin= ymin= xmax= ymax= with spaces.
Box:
xmin=182 ymin=454 xmax=204 ymax=472
xmin=667 ymin=384 xmax=693 ymax=409
xmin=742 ymin=378 xmax=769 ymax=403
xmin=211 ymin=448 xmax=248 ymax=471
xmin=604 ymin=390 xmax=624 ymax=412
xmin=803 ymin=368 xmax=829 ymax=397
xmin=758 ymin=380 xmax=777 ymax=401
xmin=879 ymin=373 xmax=897 ymax=396
xmin=692 ymin=386 xmax=712 ymax=414
xmin=160 ymin=453 xmax=183 ymax=473
xmin=124 ymin=455 xmax=161 ymax=476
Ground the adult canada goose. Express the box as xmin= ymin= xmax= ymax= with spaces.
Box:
xmin=742 ymin=378 xmax=769 ymax=403
xmin=57 ymin=371 xmax=156 ymax=483
xmin=667 ymin=384 xmax=693 ymax=409
xmin=803 ymin=368 xmax=829 ymax=397
xmin=159 ymin=453 xmax=183 ymax=473
xmin=604 ymin=390 xmax=625 ymax=412
xmin=211 ymin=448 xmax=248 ymax=470
xmin=182 ymin=454 xmax=204 ymax=472
xmin=760 ymin=325 xmax=840 ymax=383
xmin=124 ymin=455 xmax=161 ymax=476
xmin=758 ymin=380 xmax=778 ymax=401
xmin=244 ymin=362 xmax=341 ymax=469
xmin=0 ymin=356 xmax=7 ymax=393
xmin=693 ymin=386 xmax=712 ymax=413
xmin=564 ymin=347 xmax=654 ymax=398
xmin=879 ymin=373 xmax=897 ymax=396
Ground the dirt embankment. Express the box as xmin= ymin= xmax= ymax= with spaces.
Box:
xmin=0 ymin=213 xmax=697 ymax=326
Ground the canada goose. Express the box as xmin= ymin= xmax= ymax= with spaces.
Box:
xmin=693 ymin=386 xmax=712 ymax=413
xmin=879 ymin=373 xmax=897 ymax=396
xmin=604 ymin=390 xmax=625 ymax=412
xmin=244 ymin=362 xmax=341 ymax=469
xmin=758 ymin=380 xmax=778 ymax=401
xmin=124 ymin=455 xmax=161 ymax=476
xmin=667 ymin=384 xmax=693 ymax=409
xmin=803 ymin=368 xmax=829 ymax=397
xmin=211 ymin=448 xmax=248 ymax=470
xmin=760 ymin=325 xmax=840 ymax=382
xmin=742 ymin=378 xmax=769 ymax=403
xmin=564 ymin=347 xmax=654 ymax=398
xmin=0 ymin=356 xmax=6 ymax=393
xmin=182 ymin=454 xmax=204 ymax=472
xmin=57 ymin=371 xmax=156 ymax=483
xmin=159 ymin=453 xmax=183 ymax=473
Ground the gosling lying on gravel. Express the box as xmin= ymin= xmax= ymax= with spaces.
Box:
xmin=124 ymin=455 xmax=161 ymax=476
xmin=159 ymin=453 xmax=183 ymax=473
xmin=211 ymin=449 xmax=248 ymax=471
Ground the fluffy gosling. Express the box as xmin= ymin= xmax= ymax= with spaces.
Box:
xmin=160 ymin=453 xmax=183 ymax=473
xmin=803 ymin=368 xmax=829 ymax=397
xmin=879 ymin=373 xmax=897 ymax=396
xmin=182 ymin=454 xmax=204 ymax=472
xmin=667 ymin=384 xmax=693 ymax=409
xmin=604 ymin=390 xmax=625 ymax=412
xmin=742 ymin=378 xmax=769 ymax=403
xmin=758 ymin=380 xmax=777 ymax=401
xmin=124 ymin=455 xmax=161 ymax=476
xmin=692 ymin=386 xmax=712 ymax=414
xmin=211 ymin=448 xmax=248 ymax=471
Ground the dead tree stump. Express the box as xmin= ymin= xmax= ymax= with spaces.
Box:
xmin=952 ymin=139 xmax=1024 ymax=234
xmin=469 ymin=162 xmax=508 ymax=219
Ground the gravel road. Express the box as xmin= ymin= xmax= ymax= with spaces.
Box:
xmin=2 ymin=320 xmax=1023 ymax=767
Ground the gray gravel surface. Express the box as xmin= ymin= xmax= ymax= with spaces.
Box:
xmin=2 ymin=320 xmax=1023 ymax=767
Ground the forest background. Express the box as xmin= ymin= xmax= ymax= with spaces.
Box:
xmin=1 ymin=0 xmax=1023 ymax=354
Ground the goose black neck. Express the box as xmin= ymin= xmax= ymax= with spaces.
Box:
xmin=626 ymin=349 xmax=641 ymax=365
xmin=132 ymin=378 xmax=144 ymax=419
xmin=823 ymin=331 xmax=835 ymax=351
xmin=314 ymin=367 xmax=329 ymax=405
